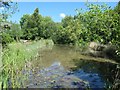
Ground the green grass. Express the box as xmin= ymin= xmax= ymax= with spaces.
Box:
xmin=0 ymin=39 xmax=54 ymax=88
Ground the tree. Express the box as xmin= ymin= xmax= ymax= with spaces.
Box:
xmin=0 ymin=1 xmax=18 ymax=45
xmin=51 ymin=22 xmax=63 ymax=44
xmin=0 ymin=1 xmax=10 ymax=8
xmin=20 ymin=8 xmax=43 ymax=40
xmin=20 ymin=8 xmax=57 ymax=40
xmin=114 ymin=1 xmax=120 ymax=14
xmin=76 ymin=3 xmax=120 ymax=46
xmin=10 ymin=23 xmax=22 ymax=41
xmin=40 ymin=16 xmax=56 ymax=39
xmin=20 ymin=14 xmax=31 ymax=39
xmin=0 ymin=1 xmax=18 ymax=21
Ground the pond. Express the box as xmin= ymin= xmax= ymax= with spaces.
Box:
xmin=21 ymin=45 xmax=119 ymax=89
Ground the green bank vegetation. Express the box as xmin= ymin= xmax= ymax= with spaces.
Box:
xmin=1 ymin=2 xmax=120 ymax=59
xmin=0 ymin=1 xmax=120 ymax=89
xmin=1 ymin=40 xmax=54 ymax=88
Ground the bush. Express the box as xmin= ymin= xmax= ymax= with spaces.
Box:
xmin=1 ymin=33 xmax=14 ymax=44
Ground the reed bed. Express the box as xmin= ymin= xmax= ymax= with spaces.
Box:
xmin=0 ymin=39 xmax=54 ymax=88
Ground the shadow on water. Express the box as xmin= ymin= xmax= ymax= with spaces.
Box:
xmin=26 ymin=45 xmax=120 ymax=89
xmin=71 ymin=59 xmax=120 ymax=89
xmin=24 ymin=61 xmax=89 ymax=89
xmin=23 ymin=60 xmax=119 ymax=89
xmin=8 ymin=45 xmax=120 ymax=89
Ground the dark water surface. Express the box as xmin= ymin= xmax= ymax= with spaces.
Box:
xmin=22 ymin=45 xmax=118 ymax=89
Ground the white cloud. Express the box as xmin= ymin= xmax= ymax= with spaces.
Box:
xmin=60 ymin=13 xmax=66 ymax=18
xmin=0 ymin=7 xmax=4 ymax=10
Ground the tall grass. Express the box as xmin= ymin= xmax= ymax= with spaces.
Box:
xmin=0 ymin=39 xmax=54 ymax=88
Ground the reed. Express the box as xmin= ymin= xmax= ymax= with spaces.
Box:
xmin=0 ymin=39 xmax=54 ymax=88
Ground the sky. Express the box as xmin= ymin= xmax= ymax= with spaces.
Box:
xmin=0 ymin=2 xmax=119 ymax=23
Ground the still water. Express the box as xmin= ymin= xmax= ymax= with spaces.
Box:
xmin=23 ymin=45 xmax=118 ymax=89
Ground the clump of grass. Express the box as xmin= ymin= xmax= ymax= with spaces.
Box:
xmin=1 ymin=39 xmax=54 ymax=88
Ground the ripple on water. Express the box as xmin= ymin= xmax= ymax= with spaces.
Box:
xmin=24 ymin=62 xmax=104 ymax=88
xmin=73 ymin=69 xmax=105 ymax=88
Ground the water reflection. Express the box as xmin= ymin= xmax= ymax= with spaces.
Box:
xmin=23 ymin=60 xmax=119 ymax=89
xmin=25 ymin=61 xmax=89 ymax=89
xmin=22 ymin=45 xmax=119 ymax=89
xmin=72 ymin=59 xmax=118 ymax=89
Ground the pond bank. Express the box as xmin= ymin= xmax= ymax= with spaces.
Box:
xmin=1 ymin=41 xmax=119 ymax=89
xmin=1 ymin=39 xmax=54 ymax=88
xmin=23 ymin=44 xmax=119 ymax=89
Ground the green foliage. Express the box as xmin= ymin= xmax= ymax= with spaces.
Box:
xmin=10 ymin=23 xmax=23 ymax=41
xmin=40 ymin=16 xmax=56 ymax=39
xmin=1 ymin=32 xmax=14 ymax=44
xmin=1 ymin=2 xmax=120 ymax=88
xmin=1 ymin=22 xmax=22 ymax=44
xmin=0 ymin=1 xmax=19 ymax=45
xmin=20 ymin=8 xmax=56 ymax=40
xmin=75 ymin=3 xmax=120 ymax=46
xmin=1 ymin=2 xmax=119 ymax=48
xmin=19 ymin=4 xmax=120 ymax=50
xmin=1 ymin=39 xmax=54 ymax=88
xmin=0 ymin=1 xmax=18 ymax=21
xmin=114 ymin=1 xmax=120 ymax=14
xmin=51 ymin=22 xmax=64 ymax=43
xmin=20 ymin=14 xmax=39 ymax=40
